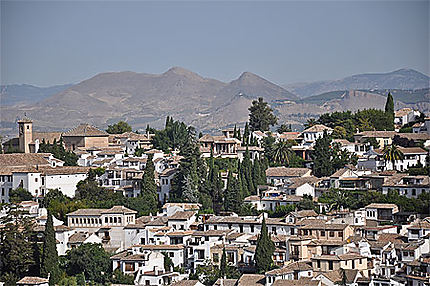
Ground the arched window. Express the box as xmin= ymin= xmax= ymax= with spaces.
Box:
xmin=114 ymin=217 xmax=117 ymax=224
xmin=118 ymin=217 xmax=122 ymax=224
xmin=105 ymin=217 xmax=108 ymax=224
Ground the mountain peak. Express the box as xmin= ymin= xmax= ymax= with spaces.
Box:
xmin=163 ymin=66 xmax=201 ymax=78
xmin=238 ymin=71 xmax=262 ymax=81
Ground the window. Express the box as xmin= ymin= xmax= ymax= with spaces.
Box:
xmin=1 ymin=188 xmax=4 ymax=196
xmin=329 ymin=231 xmax=335 ymax=237
xmin=317 ymin=260 xmax=321 ymax=268
xmin=338 ymin=231 xmax=343 ymax=238
xmin=412 ymin=189 xmax=416 ymax=196
xmin=239 ymin=225 xmax=243 ymax=232
xmin=250 ymin=225 xmax=254 ymax=232
xmin=329 ymin=261 xmax=333 ymax=270
xmin=321 ymin=230 xmax=325 ymax=237
xmin=352 ymin=260 xmax=355 ymax=268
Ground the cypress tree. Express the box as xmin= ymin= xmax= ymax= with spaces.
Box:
xmin=224 ymin=172 xmax=242 ymax=213
xmin=220 ymin=247 xmax=227 ymax=278
xmin=312 ymin=132 xmax=334 ymax=177
xmin=243 ymin=122 xmax=250 ymax=146
xmin=242 ymin=147 xmax=255 ymax=194
xmin=384 ymin=92 xmax=395 ymax=130
xmin=141 ymin=154 xmax=158 ymax=214
xmin=41 ymin=211 xmax=60 ymax=285
xmin=237 ymin=129 xmax=242 ymax=141
xmin=233 ymin=125 xmax=237 ymax=139
xmin=255 ymin=217 xmax=275 ymax=273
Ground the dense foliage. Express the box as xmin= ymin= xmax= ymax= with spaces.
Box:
xmin=312 ymin=132 xmax=357 ymax=177
xmin=152 ymin=116 xmax=190 ymax=152
xmin=106 ymin=121 xmax=132 ymax=134
xmin=8 ymin=187 xmax=33 ymax=203
xmin=248 ymin=97 xmax=278 ymax=131
xmin=319 ymin=188 xmax=430 ymax=215
xmin=0 ymin=207 xmax=40 ymax=285
xmin=315 ymin=94 xmax=395 ymax=141
xmin=38 ymin=138 xmax=78 ymax=166
xmin=63 ymin=243 xmax=111 ymax=284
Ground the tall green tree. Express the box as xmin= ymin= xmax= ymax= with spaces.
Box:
xmin=240 ymin=147 xmax=255 ymax=195
xmin=224 ymin=172 xmax=242 ymax=213
xmin=141 ymin=154 xmax=158 ymax=214
xmin=220 ymin=248 xmax=227 ymax=278
xmin=106 ymin=121 xmax=132 ymax=134
xmin=382 ymin=144 xmax=404 ymax=171
xmin=312 ymin=132 xmax=334 ymax=177
xmin=255 ymin=217 xmax=275 ymax=273
xmin=243 ymin=122 xmax=250 ymax=145
xmin=385 ymin=92 xmax=395 ymax=129
xmin=41 ymin=211 xmax=60 ymax=285
xmin=248 ymin=97 xmax=278 ymax=131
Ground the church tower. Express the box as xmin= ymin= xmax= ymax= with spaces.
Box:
xmin=18 ymin=117 xmax=33 ymax=153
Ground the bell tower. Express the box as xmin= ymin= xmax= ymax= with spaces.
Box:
xmin=18 ymin=117 xmax=33 ymax=153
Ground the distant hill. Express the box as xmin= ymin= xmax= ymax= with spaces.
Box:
xmin=0 ymin=83 xmax=73 ymax=106
xmin=285 ymin=68 xmax=430 ymax=98
xmin=1 ymin=67 xmax=428 ymax=137
xmin=0 ymin=67 xmax=297 ymax=134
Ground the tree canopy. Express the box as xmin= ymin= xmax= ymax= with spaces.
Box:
xmin=248 ymin=97 xmax=278 ymax=132
xmin=106 ymin=121 xmax=132 ymax=134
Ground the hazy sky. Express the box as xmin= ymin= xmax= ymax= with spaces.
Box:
xmin=1 ymin=0 xmax=429 ymax=87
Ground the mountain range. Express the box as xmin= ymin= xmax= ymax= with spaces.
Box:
xmin=1 ymin=67 xmax=429 ymax=136
xmin=284 ymin=68 xmax=430 ymax=98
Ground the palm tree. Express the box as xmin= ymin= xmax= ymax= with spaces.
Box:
xmin=273 ymin=141 xmax=292 ymax=166
xmin=382 ymin=144 xmax=404 ymax=171
xmin=305 ymin=118 xmax=317 ymax=129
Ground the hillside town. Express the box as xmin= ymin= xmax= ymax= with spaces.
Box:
xmin=0 ymin=94 xmax=429 ymax=286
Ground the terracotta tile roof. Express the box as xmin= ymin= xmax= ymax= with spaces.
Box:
xmin=68 ymin=232 xmax=89 ymax=243
xmin=356 ymin=131 xmax=396 ymax=138
xmin=101 ymin=206 xmax=137 ymax=214
xmin=272 ymin=279 xmax=319 ymax=286
xmin=266 ymin=261 xmax=312 ymax=275
xmin=160 ymin=168 xmax=178 ymax=177
xmin=303 ymin=124 xmax=333 ymax=133
xmin=169 ymin=211 xmax=195 ymax=220
xmin=287 ymin=176 xmax=321 ymax=189
xmin=192 ymin=230 xmax=232 ymax=237
xmin=299 ymin=223 xmax=349 ymax=230
xmin=236 ymin=274 xmax=265 ymax=286
xmin=198 ymin=134 xmax=241 ymax=144
xmin=0 ymin=153 xmax=52 ymax=167
xmin=266 ymin=167 xmax=311 ymax=177
xmin=320 ymin=269 xmax=359 ymax=284
xmin=63 ymin=123 xmax=108 ymax=137
xmin=397 ymin=133 xmax=430 ymax=141
xmin=365 ymin=203 xmax=398 ymax=209
xmin=17 ymin=277 xmax=49 ymax=285
xmin=397 ymin=146 xmax=428 ymax=154
xmin=213 ymin=279 xmax=237 ymax=286
xmin=162 ymin=203 xmax=201 ymax=210
xmin=67 ymin=209 xmax=102 ymax=216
